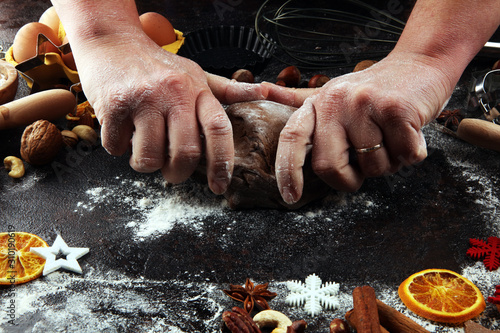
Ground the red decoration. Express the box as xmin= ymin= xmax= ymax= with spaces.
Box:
xmin=467 ymin=237 xmax=500 ymax=271
xmin=487 ymin=285 xmax=500 ymax=305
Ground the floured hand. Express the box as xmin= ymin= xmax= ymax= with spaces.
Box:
xmin=265 ymin=53 xmax=452 ymax=204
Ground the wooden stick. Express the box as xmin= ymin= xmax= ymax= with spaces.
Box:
xmin=376 ymin=299 xmax=430 ymax=333
xmin=351 ymin=286 xmax=382 ymax=333
xmin=345 ymin=309 xmax=389 ymax=333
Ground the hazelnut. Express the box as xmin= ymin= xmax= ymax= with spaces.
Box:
xmin=61 ymin=130 xmax=79 ymax=147
xmin=308 ymin=74 xmax=330 ymax=88
xmin=20 ymin=120 xmax=63 ymax=165
xmin=289 ymin=319 xmax=307 ymax=333
xmin=72 ymin=125 xmax=98 ymax=145
xmin=330 ymin=318 xmax=350 ymax=333
xmin=277 ymin=65 xmax=301 ymax=87
xmin=493 ymin=59 xmax=500 ymax=70
xmin=275 ymin=80 xmax=286 ymax=87
xmin=353 ymin=60 xmax=377 ymax=72
xmin=231 ymin=69 xmax=254 ymax=83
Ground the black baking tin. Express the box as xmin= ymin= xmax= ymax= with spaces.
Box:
xmin=178 ymin=25 xmax=275 ymax=77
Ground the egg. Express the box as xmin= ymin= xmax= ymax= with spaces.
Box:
xmin=39 ymin=6 xmax=60 ymax=36
xmin=12 ymin=22 xmax=61 ymax=63
xmin=139 ymin=12 xmax=176 ymax=46
xmin=61 ymin=36 xmax=76 ymax=71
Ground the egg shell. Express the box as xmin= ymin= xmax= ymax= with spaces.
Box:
xmin=139 ymin=12 xmax=176 ymax=46
xmin=39 ymin=6 xmax=60 ymax=36
xmin=12 ymin=22 xmax=61 ymax=63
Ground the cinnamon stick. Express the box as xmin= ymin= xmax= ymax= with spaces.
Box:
xmin=376 ymin=299 xmax=430 ymax=333
xmin=351 ymin=286 xmax=381 ymax=333
xmin=345 ymin=309 xmax=389 ymax=333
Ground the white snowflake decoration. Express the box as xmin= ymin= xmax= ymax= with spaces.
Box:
xmin=285 ymin=273 xmax=340 ymax=316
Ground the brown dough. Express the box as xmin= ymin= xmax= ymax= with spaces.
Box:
xmin=194 ymin=100 xmax=331 ymax=209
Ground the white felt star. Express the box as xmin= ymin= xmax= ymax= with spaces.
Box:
xmin=30 ymin=235 xmax=89 ymax=275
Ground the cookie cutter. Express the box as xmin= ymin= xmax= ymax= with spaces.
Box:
xmin=470 ymin=69 xmax=500 ymax=124
xmin=4 ymin=33 xmax=78 ymax=93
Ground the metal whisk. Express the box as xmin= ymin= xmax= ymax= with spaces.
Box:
xmin=255 ymin=0 xmax=408 ymax=69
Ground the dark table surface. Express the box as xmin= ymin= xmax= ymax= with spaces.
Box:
xmin=1 ymin=1 xmax=500 ymax=332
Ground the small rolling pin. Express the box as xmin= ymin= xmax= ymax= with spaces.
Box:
xmin=0 ymin=89 xmax=76 ymax=130
xmin=457 ymin=118 xmax=500 ymax=152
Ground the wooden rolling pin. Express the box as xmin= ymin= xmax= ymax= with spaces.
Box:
xmin=457 ymin=118 xmax=500 ymax=152
xmin=0 ymin=89 xmax=76 ymax=130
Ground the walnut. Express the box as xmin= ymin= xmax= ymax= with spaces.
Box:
xmin=222 ymin=307 xmax=261 ymax=333
xmin=20 ymin=120 xmax=63 ymax=165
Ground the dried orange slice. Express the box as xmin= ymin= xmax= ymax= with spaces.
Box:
xmin=65 ymin=100 xmax=96 ymax=121
xmin=398 ymin=268 xmax=485 ymax=323
xmin=0 ymin=232 xmax=47 ymax=285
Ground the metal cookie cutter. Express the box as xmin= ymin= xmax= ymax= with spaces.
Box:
xmin=470 ymin=69 xmax=500 ymax=124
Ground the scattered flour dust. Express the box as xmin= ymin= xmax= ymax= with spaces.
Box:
xmin=77 ymin=174 xmax=384 ymax=241
xmin=78 ymin=175 xmax=227 ymax=240
xmin=9 ymin=268 xmax=225 ymax=333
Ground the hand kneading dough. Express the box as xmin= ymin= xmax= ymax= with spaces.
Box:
xmin=194 ymin=100 xmax=331 ymax=209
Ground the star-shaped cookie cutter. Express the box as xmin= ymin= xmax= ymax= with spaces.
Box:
xmin=6 ymin=33 xmax=79 ymax=93
xmin=30 ymin=234 xmax=89 ymax=275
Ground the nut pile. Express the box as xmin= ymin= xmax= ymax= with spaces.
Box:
xmin=3 ymin=99 xmax=99 ymax=179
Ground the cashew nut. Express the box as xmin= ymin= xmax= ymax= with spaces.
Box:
xmin=253 ymin=310 xmax=293 ymax=333
xmin=4 ymin=156 xmax=25 ymax=178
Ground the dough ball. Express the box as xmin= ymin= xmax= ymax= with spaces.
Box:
xmin=194 ymin=100 xmax=331 ymax=209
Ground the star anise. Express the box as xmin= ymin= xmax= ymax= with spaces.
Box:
xmin=223 ymin=278 xmax=277 ymax=313
xmin=437 ymin=109 xmax=463 ymax=130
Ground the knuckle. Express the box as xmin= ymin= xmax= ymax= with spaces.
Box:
xmin=173 ymin=144 xmax=202 ymax=164
xmin=162 ymin=74 xmax=188 ymax=93
xmin=279 ymin=124 xmax=305 ymax=144
xmin=203 ymin=113 xmax=232 ymax=137
xmin=133 ymin=156 xmax=164 ymax=172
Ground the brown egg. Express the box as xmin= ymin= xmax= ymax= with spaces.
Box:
xmin=39 ymin=6 xmax=60 ymax=36
xmin=12 ymin=22 xmax=61 ymax=63
xmin=139 ymin=12 xmax=176 ymax=46
xmin=61 ymin=36 xmax=76 ymax=71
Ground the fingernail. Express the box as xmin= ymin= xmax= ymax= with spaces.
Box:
xmin=211 ymin=172 xmax=231 ymax=195
xmin=418 ymin=134 xmax=428 ymax=159
xmin=281 ymin=187 xmax=297 ymax=205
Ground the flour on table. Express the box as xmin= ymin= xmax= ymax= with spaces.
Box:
xmin=79 ymin=175 xmax=226 ymax=240
xmin=8 ymin=268 xmax=225 ymax=333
